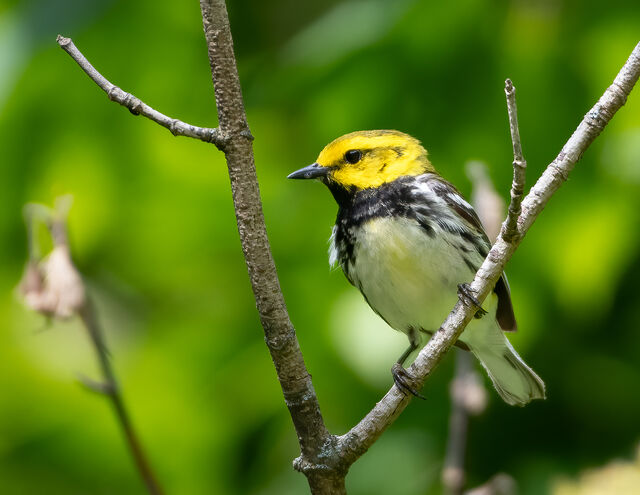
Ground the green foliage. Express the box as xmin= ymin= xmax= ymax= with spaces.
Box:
xmin=0 ymin=1 xmax=639 ymax=493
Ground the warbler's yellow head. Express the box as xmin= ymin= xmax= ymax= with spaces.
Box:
xmin=288 ymin=130 xmax=434 ymax=191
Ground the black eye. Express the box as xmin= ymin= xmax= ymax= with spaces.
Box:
xmin=344 ymin=149 xmax=362 ymax=164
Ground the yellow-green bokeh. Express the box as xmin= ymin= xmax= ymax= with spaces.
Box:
xmin=1 ymin=1 xmax=639 ymax=494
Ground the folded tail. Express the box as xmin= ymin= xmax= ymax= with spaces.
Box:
xmin=470 ymin=333 xmax=545 ymax=407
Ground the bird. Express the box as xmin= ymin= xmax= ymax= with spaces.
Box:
xmin=288 ymin=130 xmax=545 ymax=406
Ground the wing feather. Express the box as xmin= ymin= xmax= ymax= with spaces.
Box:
xmin=427 ymin=175 xmax=518 ymax=332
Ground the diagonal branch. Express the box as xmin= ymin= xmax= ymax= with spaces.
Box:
xmin=56 ymin=35 xmax=228 ymax=148
xmin=79 ymin=300 xmax=165 ymax=495
xmin=502 ymin=79 xmax=527 ymax=243
xmin=335 ymin=40 xmax=640 ymax=468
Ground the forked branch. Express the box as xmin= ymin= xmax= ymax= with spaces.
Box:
xmin=58 ymin=14 xmax=336 ymax=493
xmin=198 ymin=0 xmax=338 ymax=492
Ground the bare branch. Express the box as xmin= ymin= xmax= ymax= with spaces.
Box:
xmin=197 ymin=1 xmax=338 ymax=493
xmin=504 ymin=79 xmax=525 ymax=162
xmin=57 ymin=7 xmax=335 ymax=492
xmin=336 ymin=41 xmax=640 ymax=469
xmin=56 ymin=35 xmax=228 ymax=149
xmin=77 ymin=373 xmax=116 ymax=396
xmin=501 ymin=79 xmax=527 ymax=243
xmin=78 ymin=302 xmax=165 ymax=495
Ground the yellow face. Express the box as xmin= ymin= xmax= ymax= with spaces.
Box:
xmin=316 ymin=130 xmax=433 ymax=189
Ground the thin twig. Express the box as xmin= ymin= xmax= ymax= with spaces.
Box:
xmin=77 ymin=373 xmax=116 ymax=395
xmin=442 ymin=162 xmax=497 ymax=495
xmin=23 ymin=203 xmax=51 ymax=261
xmin=335 ymin=41 xmax=640 ymax=469
xmin=56 ymin=35 xmax=228 ymax=149
xmin=501 ymin=79 xmax=527 ymax=243
xmin=77 ymin=301 xmax=164 ymax=495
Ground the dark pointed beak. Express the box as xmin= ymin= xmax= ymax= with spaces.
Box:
xmin=287 ymin=163 xmax=328 ymax=180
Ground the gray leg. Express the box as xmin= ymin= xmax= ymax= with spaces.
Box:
xmin=396 ymin=340 xmax=419 ymax=366
xmin=391 ymin=327 xmax=425 ymax=399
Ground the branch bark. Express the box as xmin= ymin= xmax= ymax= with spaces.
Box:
xmin=57 ymin=19 xmax=339 ymax=494
xmin=197 ymin=1 xmax=342 ymax=492
xmin=56 ymin=9 xmax=640 ymax=492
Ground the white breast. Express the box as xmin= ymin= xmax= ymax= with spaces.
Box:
xmin=349 ymin=216 xmax=478 ymax=335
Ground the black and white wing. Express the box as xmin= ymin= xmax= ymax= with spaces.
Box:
xmin=423 ymin=175 xmax=517 ymax=332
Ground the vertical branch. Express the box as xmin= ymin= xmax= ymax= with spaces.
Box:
xmin=57 ymin=4 xmax=341 ymax=490
xmin=502 ymin=79 xmax=527 ymax=243
xmin=23 ymin=205 xmax=49 ymax=262
xmin=197 ymin=1 xmax=339 ymax=492
xmin=467 ymin=161 xmax=506 ymax=243
xmin=442 ymin=352 xmax=491 ymax=495
xmin=442 ymin=351 xmax=473 ymax=495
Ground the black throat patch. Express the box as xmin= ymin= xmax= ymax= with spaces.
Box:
xmin=332 ymin=176 xmax=439 ymax=272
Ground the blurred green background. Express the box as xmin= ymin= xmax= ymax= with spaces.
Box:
xmin=1 ymin=0 xmax=639 ymax=493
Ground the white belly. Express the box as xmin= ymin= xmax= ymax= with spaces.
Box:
xmin=349 ymin=216 xmax=480 ymax=335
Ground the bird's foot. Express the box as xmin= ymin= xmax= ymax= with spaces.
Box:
xmin=457 ymin=283 xmax=487 ymax=319
xmin=391 ymin=363 xmax=425 ymax=399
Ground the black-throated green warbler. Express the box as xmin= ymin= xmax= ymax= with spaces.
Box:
xmin=289 ymin=130 xmax=545 ymax=406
